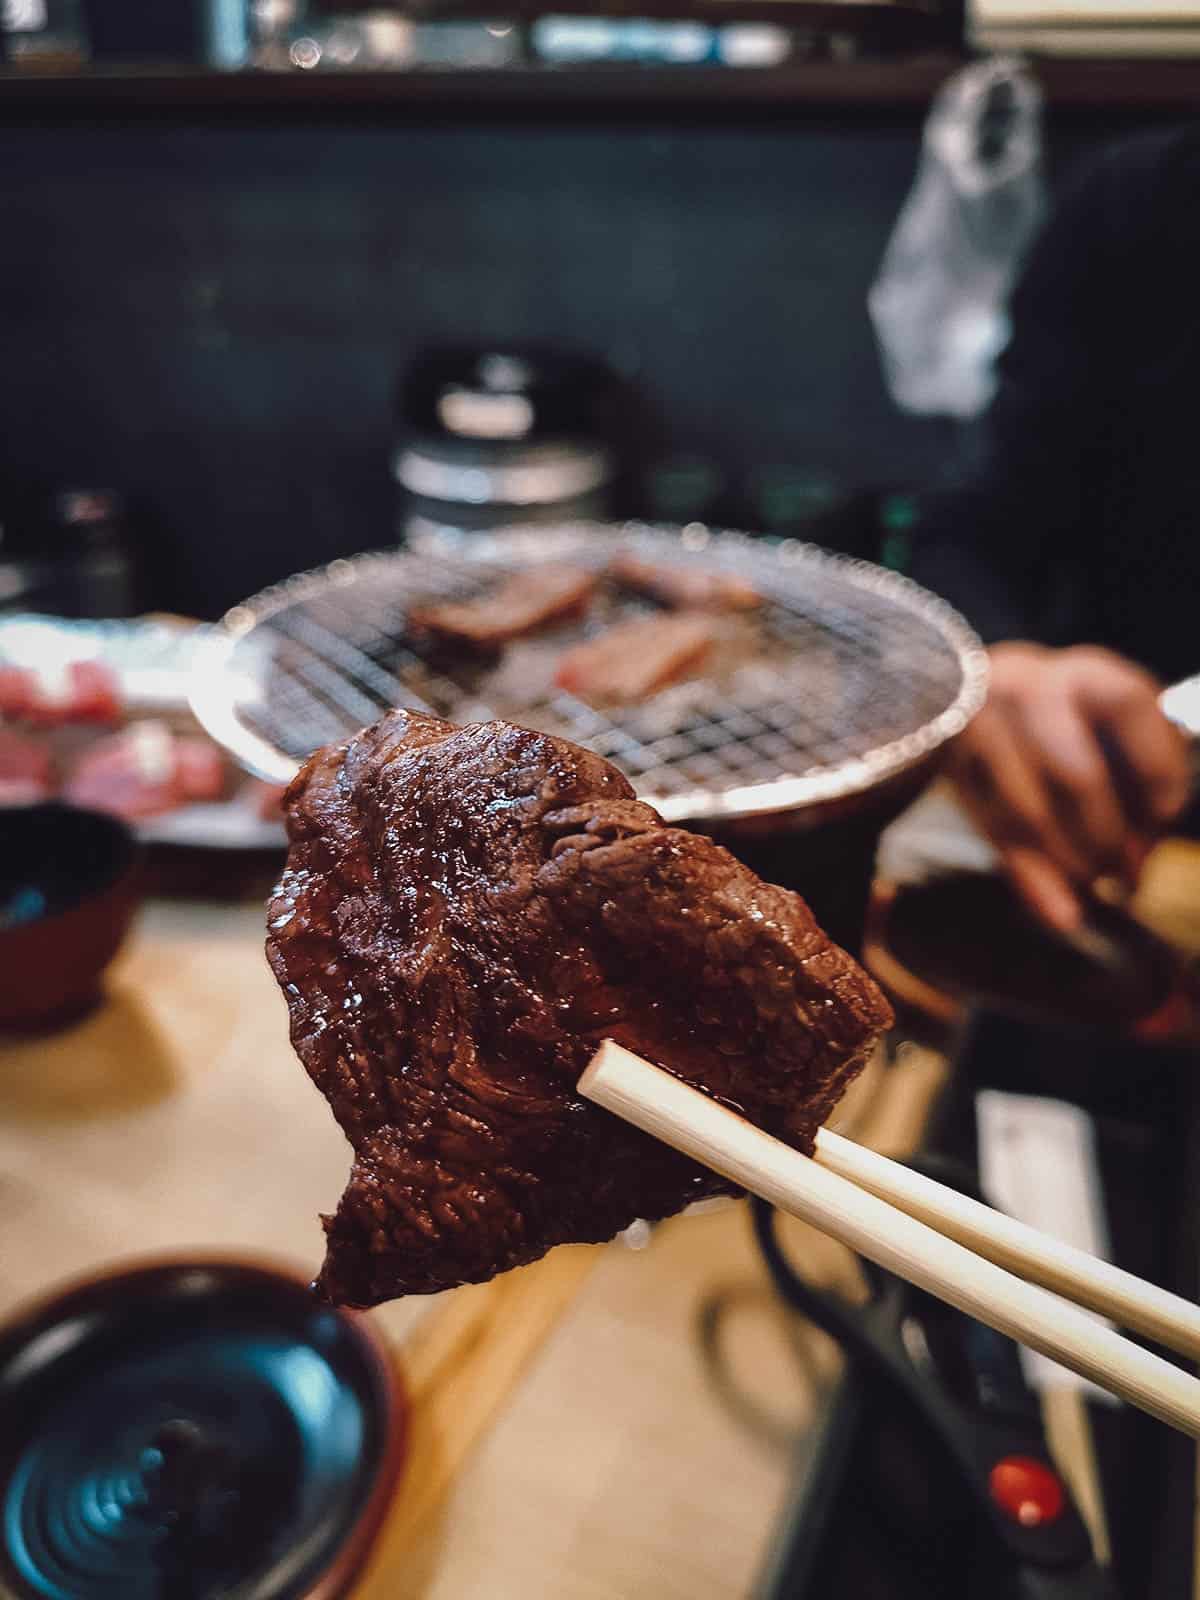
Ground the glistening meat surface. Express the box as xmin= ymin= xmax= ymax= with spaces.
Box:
xmin=267 ymin=709 xmax=892 ymax=1308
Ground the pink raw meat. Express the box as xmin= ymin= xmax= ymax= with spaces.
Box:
xmin=65 ymin=724 xmax=229 ymax=819
xmin=0 ymin=728 xmax=52 ymax=786
xmin=64 ymin=724 xmax=181 ymax=820
xmin=27 ymin=660 xmax=122 ymax=726
xmin=175 ymin=737 xmax=226 ymax=802
xmin=249 ymin=780 xmax=288 ymax=822
xmin=0 ymin=667 xmax=36 ymax=721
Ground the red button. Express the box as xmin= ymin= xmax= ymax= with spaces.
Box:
xmin=988 ymin=1456 xmax=1066 ymax=1528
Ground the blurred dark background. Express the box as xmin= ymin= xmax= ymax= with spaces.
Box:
xmin=0 ymin=85 xmax=1178 ymax=617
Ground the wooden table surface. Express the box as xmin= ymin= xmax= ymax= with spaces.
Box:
xmin=0 ymin=894 xmax=946 ymax=1598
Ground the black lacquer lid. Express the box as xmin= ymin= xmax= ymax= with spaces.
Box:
xmin=0 ymin=1260 xmax=405 ymax=1600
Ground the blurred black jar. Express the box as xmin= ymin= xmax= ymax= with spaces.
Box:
xmin=0 ymin=488 xmax=136 ymax=619
xmin=394 ymin=346 xmax=618 ymax=544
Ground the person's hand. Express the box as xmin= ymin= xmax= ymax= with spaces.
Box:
xmin=946 ymin=642 xmax=1192 ymax=931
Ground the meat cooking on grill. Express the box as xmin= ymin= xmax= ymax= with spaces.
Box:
xmin=408 ymin=564 xmax=596 ymax=652
xmin=266 ymin=709 xmax=892 ymax=1309
xmin=608 ymin=551 xmax=762 ymax=613
xmin=554 ymin=612 xmax=719 ymax=702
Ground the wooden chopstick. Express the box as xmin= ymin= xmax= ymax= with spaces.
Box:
xmin=812 ymin=1125 xmax=1200 ymax=1362
xmin=579 ymin=1042 xmax=1200 ymax=1438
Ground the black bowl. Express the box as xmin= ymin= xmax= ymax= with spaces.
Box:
xmin=867 ymin=871 xmax=1183 ymax=1036
xmin=0 ymin=803 xmax=141 ymax=1028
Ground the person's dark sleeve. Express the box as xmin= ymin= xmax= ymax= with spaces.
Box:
xmin=908 ymin=150 xmax=1124 ymax=645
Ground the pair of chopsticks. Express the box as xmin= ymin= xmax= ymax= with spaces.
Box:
xmin=579 ymin=1042 xmax=1200 ymax=1438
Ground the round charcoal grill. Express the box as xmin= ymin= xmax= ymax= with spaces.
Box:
xmin=192 ymin=523 xmax=988 ymax=830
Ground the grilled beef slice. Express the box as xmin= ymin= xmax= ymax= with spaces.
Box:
xmin=267 ymin=709 xmax=891 ymax=1307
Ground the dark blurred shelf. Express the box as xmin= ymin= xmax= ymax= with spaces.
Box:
xmin=0 ymin=56 xmax=951 ymax=116
xmin=1036 ymin=51 xmax=1200 ymax=109
xmin=2 ymin=52 xmax=1200 ymax=120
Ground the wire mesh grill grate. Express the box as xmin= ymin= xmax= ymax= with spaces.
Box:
xmin=193 ymin=523 xmax=988 ymax=823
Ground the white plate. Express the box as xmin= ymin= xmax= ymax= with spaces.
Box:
xmin=0 ymin=614 xmax=287 ymax=851
xmin=0 ymin=613 xmax=202 ymax=712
